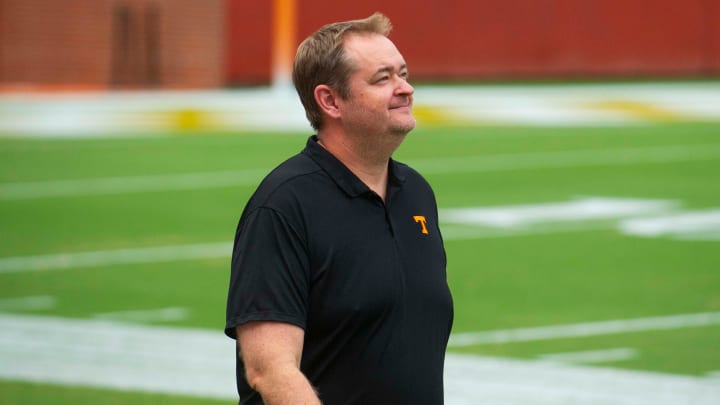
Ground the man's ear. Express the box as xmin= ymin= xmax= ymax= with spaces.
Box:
xmin=314 ymin=85 xmax=342 ymax=120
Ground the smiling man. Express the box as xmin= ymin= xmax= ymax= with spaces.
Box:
xmin=225 ymin=12 xmax=454 ymax=404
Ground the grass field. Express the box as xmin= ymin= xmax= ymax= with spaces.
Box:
xmin=1 ymin=120 xmax=720 ymax=403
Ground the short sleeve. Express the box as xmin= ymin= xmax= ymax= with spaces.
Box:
xmin=225 ymin=206 xmax=310 ymax=338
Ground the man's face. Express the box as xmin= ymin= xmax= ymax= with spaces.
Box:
xmin=338 ymin=33 xmax=415 ymax=139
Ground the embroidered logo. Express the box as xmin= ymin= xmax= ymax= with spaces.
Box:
xmin=413 ymin=215 xmax=429 ymax=235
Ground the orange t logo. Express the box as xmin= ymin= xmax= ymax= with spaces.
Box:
xmin=413 ymin=215 xmax=429 ymax=235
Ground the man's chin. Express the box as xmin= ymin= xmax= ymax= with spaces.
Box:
xmin=390 ymin=118 xmax=416 ymax=135
xmin=393 ymin=120 xmax=415 ymax=135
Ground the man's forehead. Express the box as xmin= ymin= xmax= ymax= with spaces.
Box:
xmin=343 ymin=33 xmax=406 ymax=69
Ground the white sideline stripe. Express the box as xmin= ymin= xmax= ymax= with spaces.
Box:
xmin=441 ymin=197 xmax=676 ymax=228
xmin=0 ymin=313 xmax=236 ymax=400
xmin=0 ymin=197 xmax=714 ymax=274
xmin=0 ymin=224 xmax=616 ymax=273
xmin=538 ymin=347 xmax=638 ymax=364
xmin=620 ymin=210 xmax=720 ymax=237
xmin=0 ymin=314 xmax=718 ymax=404
xmin=93 ymin=307 xmax=190 ymax=323
xmin=0 ymin=242 xmax=230 ymax=274
xmin=2 ymin=143 xmax=720 ymax=200
xmin=448 ymin=311 xmax=720 ymax=347
xmin=0 ymin=169 xmax=268 ymax=200
xmin=0 ymin=295 xmax=56 ymax=311
xmin=442 ymin=354 xmax=720 ymax=405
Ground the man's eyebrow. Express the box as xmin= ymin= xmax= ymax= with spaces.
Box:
xmin=374 ymin=64 xmax=408 ymax=75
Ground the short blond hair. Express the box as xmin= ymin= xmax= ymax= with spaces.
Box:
xmin=292 ymin=12 xmax=393 ymax=131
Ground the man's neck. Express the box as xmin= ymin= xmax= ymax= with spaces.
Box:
xmin=317 ymin=133 xmax=401 ymax=201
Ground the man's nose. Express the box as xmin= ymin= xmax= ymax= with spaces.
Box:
xmin=396 ymin=76 xmax=414 ymax=95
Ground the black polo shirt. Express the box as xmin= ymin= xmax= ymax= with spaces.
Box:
xmin=226 ymin=136 xmax=454 ymax=405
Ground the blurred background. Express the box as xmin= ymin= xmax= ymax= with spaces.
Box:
xmin=2 ymin=0 xmax=719 ymax=89
xmin=1 ymin=0 xmax=719 ymax=404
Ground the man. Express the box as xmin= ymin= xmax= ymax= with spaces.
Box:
xmin=225 ymin=12 xmax=453 ymax=404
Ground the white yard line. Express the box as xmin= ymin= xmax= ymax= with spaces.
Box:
xmin=0 ymin=242 xmax=230 ymax=274
xmin=0 ymin=313 xmax=235 ymax=399
xmin=0 ymin=225 xmax=637 ymax=273
xmin=2 ymin=143 xmax=720 ymax=200
xmin=0 ymin=313 xmax=718 ymax=404
xmin=440 ymin=198 xmax=720 ymax=242
xmin=620 ymin=210 xmax=720 ymax=238
xmin=0 ymin=194 xmax=715 ymax=274
xmin=442 ymin=353 xmax=720 ymax=405
xmin=0 ymin=199 xmax=715 ymax=274
xmin=449 ymin=312 xmax=720 ymax=347
xmin=441 ymin=197 xmax=677 ymax=228
xmin=2 ymin=193 xmax=703 ymax=274
xmin=538 ymin=348 xmax=639 ymax=364
xmin=0 ymin=169 xmax=268 ymax=200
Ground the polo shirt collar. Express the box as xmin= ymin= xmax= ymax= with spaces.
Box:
xmin=303 ymin=135 xmax=406 ymax=198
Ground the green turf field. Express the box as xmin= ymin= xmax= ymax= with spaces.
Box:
xmin=1 ymin=122 xmax=719 ymax=403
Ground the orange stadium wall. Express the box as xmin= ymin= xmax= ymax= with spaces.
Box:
xmin=1 ymin=0 xmax=717 ymax=89
xmin=226 ymin=0 xmax=720 ymax=85
xmin=0 ymin=0 xmax=225 ymax=89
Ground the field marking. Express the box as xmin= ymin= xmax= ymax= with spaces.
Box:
xmin=2 ymin=143 xmax=720 ymax=200
xmin=620 ymin=210 xmax=720 ymax=241
xmin=441 ymin=197 xmax=677 ymax=228
xmin=93 ymin=307 xmax=190 ymax=323
xmin=0 ymin=196 xmax=713 ymax=274
xmin=442 ymin=353 xmax=720 ymax=405
xmin=4 ymin=83 xmax=719 ymax=135
xmin=449 ymin=311 xmax=720 ymax=347
xmin=584 ymin=100 xmax=682 ymax=121
xmin=441 ymin=198 xmax=720 ymax=242
xmin=538 ymin=347 xmax=638 ymax=364
xmin=0 ymin=169 xmax=268 ymax=200
xmin=0 ymin=313 xmax=718 ymax=404
xmin=0 ymin=242 xmax=229 ymax=274
xmin=0 ymin=224 xmax=635 ymax=273
xmin=0 ymin=295 xmax=56 ymax=311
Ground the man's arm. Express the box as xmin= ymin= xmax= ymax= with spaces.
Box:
xmin=237 ymin=321 xmax=321 ymax=405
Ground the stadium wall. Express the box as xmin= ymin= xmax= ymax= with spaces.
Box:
xmin=1 ymin=0 xmax=717 ymax=89
xmin=0 ymin=0 xmax=225 ymax=89
xmin=226 ymin=0 xmax=720 ymax=85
